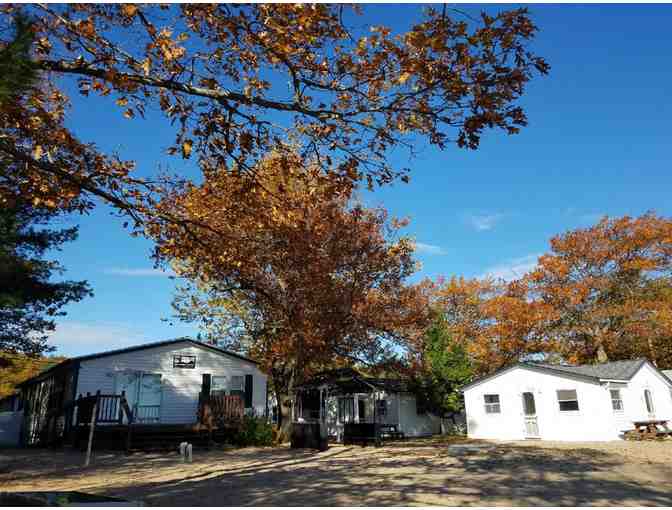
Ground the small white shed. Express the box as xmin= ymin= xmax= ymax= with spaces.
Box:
xmin=463 ymin=358 xmax=672 ymax=441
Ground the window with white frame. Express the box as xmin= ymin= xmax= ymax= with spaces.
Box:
xmin=211 ymin=376 xmax=228 ymax=397
xmin=557 ymin=389 xmax=579 ymax=411
xmin=483 ymin=394 xmax=501 ymax=414
xmin=610 ymin=389 xmax=624 ymax=411
xmin=211 ymin=375 xmax=245 ymax=399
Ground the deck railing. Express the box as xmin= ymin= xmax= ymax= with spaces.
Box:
xmin=198 ymin=394 xmax=244 ymax=429
xmin=75 ymin=391 xmax=133 ymax=426
xmin=134 ymin=405 xmax=160 ymax=424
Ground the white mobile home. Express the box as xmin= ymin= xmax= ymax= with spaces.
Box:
xmin=19 ymin=338 xmax=267 ymax=445
xmin=463 ymin=358 xmax=672 ymax=441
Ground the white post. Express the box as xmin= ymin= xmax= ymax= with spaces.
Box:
xmin=186 ymin=443 xmax=193 ymax=463
xmin=84 ymin=394 xmax=99 ymax=468
xmin=179 ymin=441 xmax=188 ymax=462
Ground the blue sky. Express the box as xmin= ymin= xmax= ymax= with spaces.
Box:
xmin=44 ymin=4 xmax=672 ymax=356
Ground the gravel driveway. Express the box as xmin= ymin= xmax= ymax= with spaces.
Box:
xmin=2 ymin=437 xmax=671 ymax=506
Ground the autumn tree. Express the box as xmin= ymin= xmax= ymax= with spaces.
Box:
xmin=429 ymin=276 xmax=555 ymax=374
xmin=0 ymin=351 xmax=64 ymax=399
xmin=430 ymin=214 xmax=672 ymax=373
xmin=526 ymin=213 xmax=672 ymax=366
xmin=0 ymin=4 xmax=548 ymax=222
xmin=152 ymin=151 xmax=432 ymax=433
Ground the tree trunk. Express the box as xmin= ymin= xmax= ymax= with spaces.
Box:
xmin=271 ymin=365 xmax=297 ymax=442
xmin=277 ymin=392 xmax=293 ymax=441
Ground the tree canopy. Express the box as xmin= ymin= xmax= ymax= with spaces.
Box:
xmin=0 ymin=4 xmax=548 ymax=223
xmin=431 ymin=213 xmax=672 ymax=373
xmin=154 ymin=151 xmax=432 ymax=429
xmin=410 ymin=317 xmax=473 ymax=418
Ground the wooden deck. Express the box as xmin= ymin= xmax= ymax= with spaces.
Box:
xmin=71 ymin=423 xmax=241 ymax=451
xmin=66 ymin=393 xmax=245 ymax=452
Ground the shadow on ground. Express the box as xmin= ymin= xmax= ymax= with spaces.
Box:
xmin=84 ymin=443 xmax=672 ymax=506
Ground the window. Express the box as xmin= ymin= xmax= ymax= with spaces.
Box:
xmin=338 ymin=397 xmax=354 ymax=423
xmin=211 ymin=376 xmax=228 ymax=397
xmin=557 ymin=389 xmax=579 ymax=411
xmin=173 ymin=354 xmax=196 ymax=368
xmin=211 ymin=375 xmax=245 ymax=399
xmin=483 ymin=394 xmax=501 ymax=414
xmin=644 ymin=389 xmax=655 ymax=414
xmin=376 ymin=399 xmax=387 ymax=418
xmin=230 ymin=375 xmax=245 ymax=399
xmin=610 ymin=389 xmax=624 ymax=411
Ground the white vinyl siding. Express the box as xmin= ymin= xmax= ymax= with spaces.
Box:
xmin=76 ymin=341 xmax=267 ymax=424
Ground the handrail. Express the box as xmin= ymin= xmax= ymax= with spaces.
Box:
xmin=75 ymin=391 xmax=134 ymax=425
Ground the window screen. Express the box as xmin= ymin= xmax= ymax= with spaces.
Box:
xmin=484 ymin=394 xmax=501 ymax=414
xmin=230 ymin=375 xmax=245 ymax=399
xmin=211 ymin=376 xmax=228 ymax=397
xmin=376 ymin=399 xmax=387 ymax=417
xmin=610 ymin=389 xmax=624 ymax=411
xmin=557 ymin=389 xmax=579 ymax=411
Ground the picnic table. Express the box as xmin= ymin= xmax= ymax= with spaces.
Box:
xmin=625 ymin=419 xmax=672 ymax=440
xmin=378 ymin=424 xmax=405 ymax=441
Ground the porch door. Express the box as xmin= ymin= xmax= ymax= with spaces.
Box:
xmin=115 ymin=373 xmax=141 ymax=422
xmin=114 ymin=373 xmax=161 ymax=423
xmin=137 ymin=374 xmax=161 ymax=423
xmin=522 ymin=392 xmax=540 ymax=438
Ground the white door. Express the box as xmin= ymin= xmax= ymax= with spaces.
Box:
xmin=137 ymin=374 xmax=161 ymax=423
xmin=522 ymin=392 xmax=540 ymax=438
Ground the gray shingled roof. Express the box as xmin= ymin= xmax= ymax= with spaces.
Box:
xmin=462 ymin=357 xmax=672 ymax=392
xmin=19 ymin=337 xmax=258 ymax=388
xmin=528 ymin=358 xmax=647 ymax=381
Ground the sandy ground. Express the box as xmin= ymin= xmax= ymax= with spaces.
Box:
xmin=1 ymin=437 xmax=672 ymax=506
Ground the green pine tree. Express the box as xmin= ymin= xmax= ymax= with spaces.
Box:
xmin=0 ymin=15 xmax=92 ymax=356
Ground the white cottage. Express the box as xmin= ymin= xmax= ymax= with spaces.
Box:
xmin=19 ymin=338 xmax=267 ymax=445
xmin=463 ymin=358 xmax=672 ymax=441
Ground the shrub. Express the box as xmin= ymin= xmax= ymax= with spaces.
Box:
xmin=233 ymin=415 xmax=275 ymax=447
xmin=444 ymin=422 xmax=467 ymax=436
